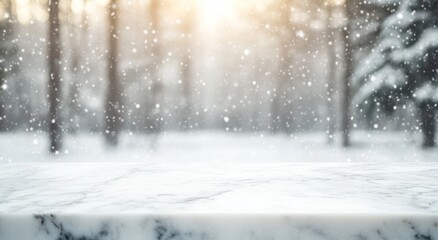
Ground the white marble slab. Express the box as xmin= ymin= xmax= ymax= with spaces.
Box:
xmin=0 ymin=162 xmax=437 ymax=239
xmin=1 ymin=162 xmax=438 ymax=213
xmin=1 ymin=214 xmax=437 ymax=240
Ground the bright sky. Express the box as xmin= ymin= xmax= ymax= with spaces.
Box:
xmin=12 ymin=0 xmax=240 ymax=26
xmin=199 ymin=0 xmax=236 ymax=26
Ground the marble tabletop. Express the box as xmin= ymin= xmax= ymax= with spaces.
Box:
xmin=1 ymin=162 xmax=437 ymax=214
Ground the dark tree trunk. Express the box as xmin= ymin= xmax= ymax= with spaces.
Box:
xmin=325 ymin=5 xmax=337 ymax=145
xmin=0 ymin=0 xmax=13 ymax=132
xmin=0 ymin=70 xmax=6 ymax=131
xmin=419 ymin=101 xmax=436 ymax=148
xmin=105 ymin=0 xmax=122 ymax=146
xmin=341 ymin=1 xmax=354 ymax=147
xmin=48 ymin=0 xmax=63 ymax=153
xmin=0 ymin=81 xmax=5 ymax=132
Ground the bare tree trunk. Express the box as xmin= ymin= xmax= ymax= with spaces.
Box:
xmin=48 ymin=0 xmax=63 ymax=153
xmin=0 ymin=0 xmax=14 ymax=131
xmin=0 ymin=88 xmax=6 ymax=130
xmin=0 ymin=49 xmax=6 ymax=131
xmin=341 ymin=1 xmax=353 ymax=147
xmin=419 ymin=101 xmax=436 ymax=148
xmin=105 ymin=0 xmax=122 ymax=146
xmin=0 ymin=75 xmax=5 ymax=131
xmin=147 ymin=0 xmax=163 ymax=134
xmin=325 ymin=5 xmax=337 ymax=145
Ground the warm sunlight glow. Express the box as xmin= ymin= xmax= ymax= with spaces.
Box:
xmin=200 ymin=0 xmax=234 ymax=25
xmin=33 ymin=4 xmax=48 ymax=22
xmin=16 ymin=0 xmax=31 ymax=24
xmin=328 ymin=0 xmax=346 ymax=6
xmin=71 ymin=0 xmax=85 ymax=15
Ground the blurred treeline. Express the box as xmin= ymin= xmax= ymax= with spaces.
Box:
xmin=0 ymin=0 xmax=429 ymax=151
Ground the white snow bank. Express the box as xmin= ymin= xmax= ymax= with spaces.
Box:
xmin=0 ymin=131 xmax=436 ymax=162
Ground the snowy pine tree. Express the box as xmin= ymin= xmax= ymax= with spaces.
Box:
xmin=354 ymin=0 xmax=438 ymax=147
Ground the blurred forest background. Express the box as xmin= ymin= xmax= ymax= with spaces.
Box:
xmin=0 ymin=0 xmax=437 ymax=157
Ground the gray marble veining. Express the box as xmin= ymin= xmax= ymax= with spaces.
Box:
xmin=1 ymin=162 xmax=438 ymax=213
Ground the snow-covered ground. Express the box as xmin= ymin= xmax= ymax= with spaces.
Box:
xmin=0 ymin=131 xmax=436 ymax=162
